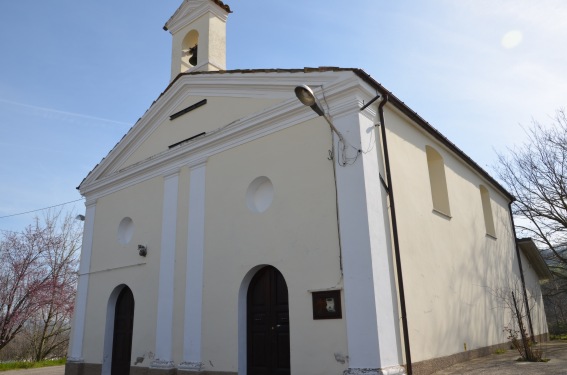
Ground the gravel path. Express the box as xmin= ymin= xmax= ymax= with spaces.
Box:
xmin=433 ymin=340 xmax=567 ymax=374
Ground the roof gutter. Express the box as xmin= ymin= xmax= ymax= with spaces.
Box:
xmin=353 ymin=69 xmax=514 ymax=203
xmin=517 ymin=238 xmax=552 ymax=280
xmin=373 ymin=93 xmax=413 ymax=374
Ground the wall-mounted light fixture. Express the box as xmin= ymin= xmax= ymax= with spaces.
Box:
xmin=138 ymin=245 xmax=148 ymax=257
xmin=294 ymin=85 xmax=348 ymax=166
xmin=75 ymin=214 xmax=85 ymax=221
xmin=294 ymin=85 xmax=345 ymax=144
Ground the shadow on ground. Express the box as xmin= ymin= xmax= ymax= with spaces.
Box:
xmin=433 ymin=340 xmax=567 ymax=375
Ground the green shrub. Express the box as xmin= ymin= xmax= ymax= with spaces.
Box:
xmin=0 ymin=358 xmax=65 ymax=371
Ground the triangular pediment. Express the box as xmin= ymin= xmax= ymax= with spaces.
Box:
xmin=78 ymin=69 xmax=360 ymax=196
xmin=164 ymin=0 xmax=231 ymax=34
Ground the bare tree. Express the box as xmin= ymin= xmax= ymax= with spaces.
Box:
xmin=0 ymin=211 xmax=80 ymax=359
xmin=496 ymin=109 xmax=567 ymax=267
xmin=491 ymin=282 xmax=544 ymax=361
xmin=496 ymin=109 xmax=567 ymax=334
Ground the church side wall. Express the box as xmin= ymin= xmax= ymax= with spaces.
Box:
xmin=520 ymin=251 xmax=549 ymax=338
xmin=381 ymin=105 xmax=546 ymax=364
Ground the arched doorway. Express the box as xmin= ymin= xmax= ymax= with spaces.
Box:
xmin=247 ymin=266 xmax=290 ymax=375
xmin=111 ymin=287 xmax=135 ymax=375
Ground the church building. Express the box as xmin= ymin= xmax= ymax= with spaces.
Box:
xmin=66 ymin=1 xmax=550 ymax=374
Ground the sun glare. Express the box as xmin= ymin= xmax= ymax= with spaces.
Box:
xmin=501 ymin=30 xmax=523 ymax=49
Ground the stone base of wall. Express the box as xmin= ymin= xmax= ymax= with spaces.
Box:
xmin=64 ymin=362 xmax=102 ymax=375
xmin=64 ymin=362 xmax=236 ymax=375
xmin=148 ymin=368 xmax=178 ymax=375
xmin=64 ymin=362 xmax=82 ymax=375
xmin=411 ymin=333 xmax=549 ymax=375
xmin=65 ymin=334 xmax=549 ymax=375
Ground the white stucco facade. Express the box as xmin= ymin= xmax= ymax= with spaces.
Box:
xmin=66 ymin=2 xmax=549 ymax=375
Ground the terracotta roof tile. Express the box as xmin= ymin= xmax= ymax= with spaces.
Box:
xmin=212 ymin=0 xmax=231 ymax=13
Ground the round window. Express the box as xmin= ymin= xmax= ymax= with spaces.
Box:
xmin=117 ymin=217 xmax=134 ymax=245
xmin=246 ymin=176 xmax=274 ymax=213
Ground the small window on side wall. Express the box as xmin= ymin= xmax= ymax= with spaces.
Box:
xmin=425 ymin=146 xmax=451 ymax=217
xmin=479 ymin=185 xmax=496 ymax=237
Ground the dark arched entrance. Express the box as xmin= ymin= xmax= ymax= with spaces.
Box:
xmin=247 ymin=266 xmax=290 ymax=375
xmin=111 ymin=287 xmax=135 ymax=375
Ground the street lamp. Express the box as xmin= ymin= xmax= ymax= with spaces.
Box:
xmin=294 ymin=85 xmax=346 ymax=164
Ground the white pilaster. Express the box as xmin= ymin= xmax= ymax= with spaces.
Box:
xmin=333 ymin=112 xmax=404 ymax=374
xmin=152 ymin=170 xmax=180 ymax=369
xmin=68 ymin=202 xmax=96 ymax=362
xmin=179 ymin=161 xmax=207 ymax=371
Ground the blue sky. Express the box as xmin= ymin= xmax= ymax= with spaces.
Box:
xmin=1 ymin=0 xmax=566 ymax=233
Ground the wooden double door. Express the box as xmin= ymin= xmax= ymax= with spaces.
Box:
xmin=111 ymin=287 xmax=135 ymax=375
xmin=247 ymin=266 xmax=290 ymax=375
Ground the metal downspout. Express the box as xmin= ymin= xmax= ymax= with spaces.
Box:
xmin=507 ymin=202 xmax=536 ymax=340
xmin=376 ymin=94 xmax=413 ymax=374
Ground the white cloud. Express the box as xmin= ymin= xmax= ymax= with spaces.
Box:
xmin=0 ymin=98 xmax=131 ymax=128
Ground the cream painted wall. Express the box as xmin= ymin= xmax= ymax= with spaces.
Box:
xmin=201 ymin=118 xmax=348 ymax=375
xmin=207 ymin=15 xmax=227 ymax=70
xmin=82 ymin=176 xmax=164 ymax=365
xmin=521 ymin=251 xmax=549 ymax=337
xmin=84 ymin=115 xmax=348 ymax=373
xmin=74 ymin=69 xmax=549 ymax=373
xmin=381 ymin=105 xmax=541 ymax=363
xmin=121 ymin=96 xmax=282 ymax=169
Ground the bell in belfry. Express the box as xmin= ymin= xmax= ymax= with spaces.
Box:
xmin=189 ymin=44 xmax=198 ymax=66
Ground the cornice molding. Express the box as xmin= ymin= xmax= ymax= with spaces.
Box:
xmin=84 ymin=199 xmax=97 ymax=208
xmin=80 ymin=98 xmax=308 ymax=200
xmin=166 ymin=1 xmax=228 ymax=35
xmin=309 ymin=75 xmax=381 ymax=122
xmin=184 ymin=60 xmax=226 ymax=74
xmin=82 ymin=71 xmax=355 ymax=185
xmin=189 ymin=156 xmax=208 ymax=170
xmin=163 ymin=167 xmax=181 ymax=179
xmin=84 ymin=198 xmax=98 ymax=207
xmin=79 ymin=71 xmax=371 ymax=200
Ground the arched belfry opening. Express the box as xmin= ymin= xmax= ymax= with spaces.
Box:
xmin=164 ymin=0 xmax=232 ymax=81
xmin=182 ymin=30 xmax=199 ymax=69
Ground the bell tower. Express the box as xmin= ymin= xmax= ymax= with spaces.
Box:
xmin=164 ymin=0 xmax=231 ymax=81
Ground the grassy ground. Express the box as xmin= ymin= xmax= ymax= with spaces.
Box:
xmin=0 ymin=359 xmax=65 ymax=371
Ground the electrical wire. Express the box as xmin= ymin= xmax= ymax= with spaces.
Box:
xmin=0 ymin=198 xmax=85 ymax=219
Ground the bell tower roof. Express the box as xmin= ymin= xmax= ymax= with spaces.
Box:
xmin=164 ymin=0 xmax=231 ymax=33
